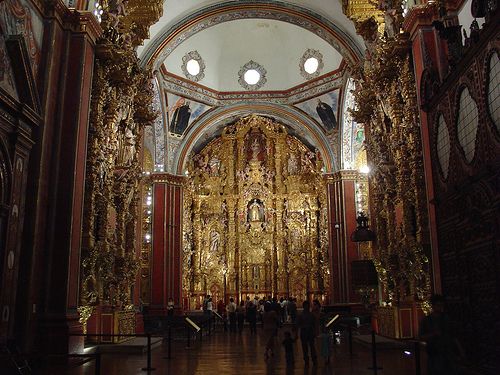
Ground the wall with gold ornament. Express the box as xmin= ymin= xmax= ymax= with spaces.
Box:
xmin=179 ymin=115 xmax=330 ymax=307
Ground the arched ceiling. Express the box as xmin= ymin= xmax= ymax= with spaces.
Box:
xmin=138 ymin=0 xmax=364 ymax=92
xmin=163 ymin=19 xmax=343 ymax=91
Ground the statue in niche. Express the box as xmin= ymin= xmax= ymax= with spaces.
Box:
xmin=248 ymin=199 xmax=264 ymax=222
xmin=208 ymin=157 xmax=220 ymax=176
xmin=209 ymin=230 xmax=220 ymax=253
xmin=287 ymin=153 xmax=299 ymax=174
xmin=250 ymin=138 xmax=261 ymax=160
xmin=121 ymin=122 xmax=136 ymax=166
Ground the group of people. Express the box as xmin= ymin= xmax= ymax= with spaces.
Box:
xmin=202 ymin=294 xmax=327 ymax=367
xmin=168 ymin=293 xmax=463 ymax=373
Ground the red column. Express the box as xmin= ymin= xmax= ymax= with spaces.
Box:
xmin=404 ymin=4 xmax=444 ymax=293
xmin=26 ymin=10 xmax=102 ymax=355
xmin=326 ymin=171 xmax=359 ymax=303
xmin=150 ymin=175 xmax=184 ymax=314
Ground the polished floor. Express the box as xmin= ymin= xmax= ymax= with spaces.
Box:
xmin=55 ymin=325 xmax=419 ymax=375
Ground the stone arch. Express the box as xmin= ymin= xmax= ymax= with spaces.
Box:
xmin=174 ymin=103 xmax=337 ymax=174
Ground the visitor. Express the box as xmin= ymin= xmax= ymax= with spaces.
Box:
xmin=318 ymin=326 xmax=332 ymax=365
xmin=312 ymin=299 xmax=322 ymax=335
xmin=262 ymin=302 xmax=279 ymax=360
xmin=296 ymin=300 xmax=318 ymax=366
xmin=227 ymin=297 xmax=237 ymax=333
xmin=288 ymin=297 xmax=297 ymax=324
xmin=246 ymin=297 xmax=257 ymax=334
xmin=237 ymin=300 xmax=246 ymax=333
xmin=282 ymin=330 xmax=296 ymax=367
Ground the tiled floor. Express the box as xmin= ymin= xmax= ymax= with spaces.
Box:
xmin=51 ymin=326 xmax=419 ymax=375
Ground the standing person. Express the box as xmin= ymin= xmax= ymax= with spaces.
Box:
xmin=237 ymin=300 xmax=245 ymax=333
xmin=227 ymin=297 xmax=237 ymax=333
xmin=217 ymin=299 xmax=227 ymax=331
xmin=296 ymin=300 xmax=318 ymax=366
xmin=312 ymin=299 xmax=322 ymax=336
xmin=288 ymin=297 xmax=297 ymax=324
xmin=419 ymin=295 xmax=463 ymax=375
xmin=282 ymin=331 xmax=296 ymax=367
xmin=246 ymin=297 xmax=257 ymax=334
xmin=262 ymin=302 xmax=279 ymax=359
xmin=318 ymin=327 xmax=332 ymax=365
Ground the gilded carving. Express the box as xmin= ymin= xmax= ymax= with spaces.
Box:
xmin=349 ymin=13 xmax=431 ymax=309
xmin=79 ymin=0 xmax=160 ymax=330
xmin=183 ymin=115 xmax=329 ymax=307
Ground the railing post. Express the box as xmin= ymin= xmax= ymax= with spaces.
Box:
xmin=168 ymin=325 xmax=172 ymax=359
xmin=415 ymin=341 xmax=421 ymax=375
xmin=348 ymin=324 xmax=353 ymax=356
xmin=95 ymin=353 xmax=101 ymax=375
xmin=368 ymin=330 xmax=382 ymax=374
xmin=141 ymin=333 xmax=156 ymax=372
xmin=186 ymin=325 xmax=191 ymax=349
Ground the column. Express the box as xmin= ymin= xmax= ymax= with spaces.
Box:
xmin=150 ymin=175 xmax=184 ymax=314
xmin=326 ymin=171 xmax=359 ymax=303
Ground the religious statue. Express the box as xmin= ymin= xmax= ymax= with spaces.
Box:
xmin=108 ymin=0 xmax=129 ymax=29
xmin=250 ymin=138 xmax=260 ymax=160
xmin=287 ymin=153 xmax=299 ymax=174
xmin=209 ymin=230 xmax=220 ymax=253
xmin=122 ymin=123 xmax=136 ymax=166
xmin=248 ymin=200 xmax=263 ymax=222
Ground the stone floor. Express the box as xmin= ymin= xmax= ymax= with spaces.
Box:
xmin=51 ymin=325 xmax=420 ymax=375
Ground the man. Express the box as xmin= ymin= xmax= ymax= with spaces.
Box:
xmin=296 ymin=300 xmax=318 ymax=366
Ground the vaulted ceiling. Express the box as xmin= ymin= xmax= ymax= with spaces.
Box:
xmin=138 ymin=0 xmax=364 ymax=92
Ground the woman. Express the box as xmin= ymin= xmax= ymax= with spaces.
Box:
xmin=262 ymin=302 xmax=279 ymax=359
xmin=237 ymin=300 xmax=246 ymax=333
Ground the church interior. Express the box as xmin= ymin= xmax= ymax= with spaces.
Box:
xmin=0 ymin=0 xmax=498 ymax=374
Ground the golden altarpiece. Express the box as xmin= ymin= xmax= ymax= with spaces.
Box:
xmin=182 ymin=116 xmax=330 ymax=308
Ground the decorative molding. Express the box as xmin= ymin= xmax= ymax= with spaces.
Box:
xmin=140 ymin=1 xmax=362 ymax=69
xmin=181 ymin=50 xmax=206 ymax=82
xmin=299 ymin=49 xmax=324 ymax=80
xmin=160 ymin=66 xmax=346 ymax=106
xmin=238 ymin=60 xmax=267 ymax=91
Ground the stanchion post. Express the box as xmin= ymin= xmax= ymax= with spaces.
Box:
xmin=415 ymin=341 xmax=421 ymax=375
xmin=348 ymin=324 xmax=353 ymax=356
xmin=186 ymin=325 xmax=190 ymax=348
xmin=368 ymin=330 xmax=382 ymax=374
xmin=141 ymin=333 xmax=156 ymax=372
xmin=95 ymin=353 xmax=101 ymax=375
xmin=208 ymin=315 xmax=211 ymax=336
xmin=168 ymin=325 xmax=172 ymax=359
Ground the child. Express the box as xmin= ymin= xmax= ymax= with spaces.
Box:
xmin=319 ymin=328 xmax=332 ymax=365
xmin=282 ymin=331 xmax=295 ymax=366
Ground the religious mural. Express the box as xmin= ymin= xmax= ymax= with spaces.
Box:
xmin=166 ymin=92 xmax=212 ymax=136
xmin=0 ymin=0 xmax=43 ymax=77
xmin=183 ymin=115 xmax=329 ymax=308
xmin=294 ymin=89 xmax=340 ymax=133
xmin=0 ymin=33 xmax=18 ymax=100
